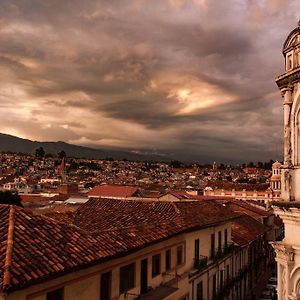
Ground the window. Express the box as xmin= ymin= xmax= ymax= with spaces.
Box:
xmin=224 ymin=229 xmax=228 ymax=247
xmin=152 ymin=254 xmax=161 ymax=277
xmin=287 ymin=54 xmax=293 ymax=69
xmin=119 ymin=263 xmax=135 ymax=294
xmin=176 ymin=245 xmax=183 ymax=265
xmin=100 ymin=271 xmax=111 ymax=300
xmin=165 ymin=249 xmax=171 ymax=271
xmin=210 ymin=233 xmax=215 ymax=258
xmin=218 ymin=231 xmax=222 ymax=251
xmin=194 ymin=239 xmax=200 ymax=260
xmin=212 ymin=274 xmax=217 ymax=298
xmin=220 ymin=270 xmax=224 ymax=289
xmin=226 ymin=265 xmax=230 ymax=282
xmin=46 ymin=288 xmax=63 ymax=300
xmin=197 ymin=281 xmax=203 ymax=300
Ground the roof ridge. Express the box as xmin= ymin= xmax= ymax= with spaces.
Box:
xmin=3 ymin=205 xmax=16 ymax=289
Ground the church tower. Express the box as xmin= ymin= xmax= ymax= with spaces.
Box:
xmin=271 ymin=21 xmax=300 ymax=300
xmin=276 ymin=20 xmax=300 ymax=201
xmin=271 ymin=161 xmax=282 ymax=197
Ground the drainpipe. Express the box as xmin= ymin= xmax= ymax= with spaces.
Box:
xmin=207 ymin=269 xmax=210 ymax=300
xmin=192 ymin=279 xmax=194 ymax=300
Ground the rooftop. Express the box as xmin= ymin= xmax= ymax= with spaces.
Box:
xmin=0 ymin=199 xmax=239 ymax=293
xmin=231 ymin=213 xmax=270 ymax=246
xmin=88 ymin=185 xmax=139 ymax=198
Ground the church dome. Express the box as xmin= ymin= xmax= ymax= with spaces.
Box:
xmin=272 ymin=161 xmax=282 ymax=169
xmin=282 ymin=20 xmax=300 ymax=55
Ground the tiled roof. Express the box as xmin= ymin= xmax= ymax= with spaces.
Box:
xmin=219 ymin=199 xmax=271 ymax=222
xmin=0 ymin=205 xmax=116 ymax=293
xmin=88 ymin=185 xmax=138 ymax=198
xmin=73 ymin=198 xmax=239 ymax=236
xmin=0 ymin=199 xmax=239 ymax=293
xmin=44 ymin=211 xmax=75 ymax=224
xmin=231 ymin=213 xmax=270 ymax=246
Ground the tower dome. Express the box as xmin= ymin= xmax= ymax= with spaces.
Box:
xmin=281 ymin=20 xmax=300 ymax=72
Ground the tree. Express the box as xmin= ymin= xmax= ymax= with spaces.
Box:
xmin=58 ymin=150 xmax=67 ymax=158
xmin=247 ymin=162 xmax=255 ymax=168
xmin=170 ymin=160 xmax=183 ymax=168
xmin=0 ymin=191 xmax=23 ymax=207
xmin=257 ymin=161 xmax=264 ymax=169
xmin=35 ymin=147 xmax=45 ymax=159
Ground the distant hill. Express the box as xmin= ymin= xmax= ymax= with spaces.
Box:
xmin=0 ymin=133 xmax=169 ymax=161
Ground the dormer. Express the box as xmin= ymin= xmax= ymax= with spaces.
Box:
xmin=283 ymin=21 xmax=300 ymax=72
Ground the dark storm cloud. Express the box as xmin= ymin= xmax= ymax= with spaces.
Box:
xmin=0 ymin=0 xmax=297 ymax=162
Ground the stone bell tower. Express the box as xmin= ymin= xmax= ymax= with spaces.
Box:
xmin=271 ymin=21 xmax=300 ymax=300
xmin=276 ymin=20 xmax=300 ymax=201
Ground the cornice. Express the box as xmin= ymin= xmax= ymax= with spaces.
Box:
xmin=271 ymin=241 xmax=295 ymax=265
xmin=276 ymin=67 xmax=300 ymax=89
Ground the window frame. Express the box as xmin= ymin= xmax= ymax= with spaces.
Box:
xmin=196 ymin=281 xmax=203 ymax=300
xmin=152 ymin=253 xmax=161 ymax=278
xmin=165 ymin=249 xmax=171 ymax=272
xmin=218 ymin=231 xmax=222 ymax=251
xmin=194 ymin=238 xmax=200 ymax=260
xmin=46 ymin=288 xmax=64 ymax=300
xmin=176 ymin=245 xmax=184 ymax=266
xmin=210 ymin=233 xmax=215 ymax=258
xmin=100 ymin=271 xmax=112 ymax=300
xmin=119 ymin=263 xmax=135 ymax=294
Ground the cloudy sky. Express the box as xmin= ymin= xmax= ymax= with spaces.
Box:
xmin=0 ymin=0 xmax=298 ymax=163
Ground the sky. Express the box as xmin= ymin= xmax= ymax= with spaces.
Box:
xmin=0 ymin=0 xmax=299 ymax=163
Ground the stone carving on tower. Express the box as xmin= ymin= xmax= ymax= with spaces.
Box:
xmin=276 ymin=20 xmax=300 ymax=201
xmin=271 ymin=20 xmax=300 ymax=300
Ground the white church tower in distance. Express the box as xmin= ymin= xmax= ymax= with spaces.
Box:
xmin=271 ymin=20 xmax=300 ymax=300
xmin=271 ymin=161 xmax=282 ymax=195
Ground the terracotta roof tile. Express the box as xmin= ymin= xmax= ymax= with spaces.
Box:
xmin=88 ymin=185 xmax=138 ymax=198
xmin=218 ymin=199 xmax=271 ymax=222
xmin=231 ymin=213 xmax=270 ymax=246
xmin=0 ymin=199 xmax=239 ymax=293
xmin=73 ymin=199 xmax=239 ymax=246
xmin=0 ymin=205 xmax=116 ymax=293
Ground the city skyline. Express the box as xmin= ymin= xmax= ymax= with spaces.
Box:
xmin=0 ymin=0 xmax=298 ymax=163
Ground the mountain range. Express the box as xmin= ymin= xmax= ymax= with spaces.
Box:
xmin=0 ymin=133 xmax=169 ymax=162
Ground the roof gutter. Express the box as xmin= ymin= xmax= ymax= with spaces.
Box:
xmin=3 ymin=206 xmax=15 ymax=290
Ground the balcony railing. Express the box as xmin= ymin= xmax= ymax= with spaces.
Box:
xmin=210 ymin=243 xmax=235 ymax=261
xmin=194 ymin=255 xmax=208 ymax=269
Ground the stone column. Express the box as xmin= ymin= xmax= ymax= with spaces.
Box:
xmin=282 ymin=87 xmax=293 ymax=166
xmin=277 ymin=263 xmax=282 ymax=300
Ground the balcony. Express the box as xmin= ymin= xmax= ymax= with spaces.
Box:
xmin=194 ymin=255 xmax=208 ymax=269
xmin=135 ymin=274 xmax=179 ymax=300
xmin=211 ymin=243 xmax=234 ymax=261
xmin=133 ymin=285 xmax=178 ymax=300
xmin=189 ymin=255 xmax=208 ymax=278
